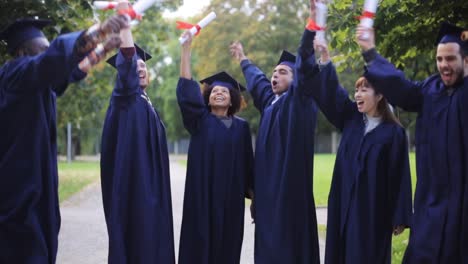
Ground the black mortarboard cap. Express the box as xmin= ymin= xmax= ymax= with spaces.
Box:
xmin=435 ymin=22 xmax=468 ymax=52
xmin=106 ymin=43 xmax=152 ymax=68
xmin=0 ymin=18 xmax=51 ymax=55
xmin=276 ymin=50 xmax=296 ymax=69
xmin=200 ymin=71 xmax=246 ymax=91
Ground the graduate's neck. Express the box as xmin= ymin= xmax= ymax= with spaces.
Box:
xmin=365 ymin=109 xmax=380 ymax=118
xmin=211 ymin=107 xmax=229 ymax=117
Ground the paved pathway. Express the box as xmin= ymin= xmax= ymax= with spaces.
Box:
xmin=57 ymin=156 xmax=327 ymax=263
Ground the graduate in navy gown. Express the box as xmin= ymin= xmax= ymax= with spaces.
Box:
xmin=229 ymin=2 xmax=319 ymax=262
xmin=177 ymin=31 xmax=254 ymax=264
xmin=0 ymin=16 xmax=127 ymax=263
xmin=356 ymin=23 xmax=468 ymax=263
xmin=310 ymin=24 xmax=412 ymax=263
xmin=100 ymin=4 xmax=175 ymax=263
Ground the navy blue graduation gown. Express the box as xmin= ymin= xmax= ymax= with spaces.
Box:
xmin=311 ymin=60 xmax=412 ymax=263
xmin=176 ymin=78 xmax=254 ymax=264
xmin=241 ymin=30 xmax=319 ymax=264
xmin=100 ymin=51 xmax=175 ymax=264
xmin=0 ymin=32 xmax=87 ymax=263
xmin=364 ymin=51 xmax=468 ymax=263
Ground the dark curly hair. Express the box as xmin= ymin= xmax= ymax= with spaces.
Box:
xmin=202 ymin=83 xmax=244 ymax=116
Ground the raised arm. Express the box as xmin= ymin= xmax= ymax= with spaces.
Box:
xmin=4 ymin=15 xmax=127 ymax=95
xmin=296 ymin=4 xmax=355 ymax=131
xmin=356 ymin=26 xmax=423 ymax=112
xmin=176 ymin=31 xmax=207 ymax=134
xmin=230 ymin=41 xmax=274 ymax=112
xmin=112 ymin=1 xmax=142 ymax=96
xmin=292 ymin=0 xmax=321 ymax=97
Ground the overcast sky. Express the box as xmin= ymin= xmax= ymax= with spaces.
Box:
xmin=163 ymin=0 xmax=211 ymax=18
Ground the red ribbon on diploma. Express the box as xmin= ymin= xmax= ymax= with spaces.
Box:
xmin=176 ymin=21 xmax=202 ymax=35
xmin=103 ymin=3 xmax=116 ymax=10
xmin=358 ymin=11 xmax=375 ymax=20
xmin=306 ymin=18 xmax=326 ymax=31
xmin=118 ymin=7 xmax=142 ymax=20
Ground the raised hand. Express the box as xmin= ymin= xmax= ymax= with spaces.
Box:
xmin=180 ymin=30 xmax=193 ymax=50
xmin=393 ymin=225 xmax=405 ymax=236
xmin=229 ymin=41 xmax=247 ymax=62
xmin=74 ymin=14 xmax=128 ymax=56
xmin=310 ymin=0 xmax=317 ymax=21
xmin=78 ymin=35 xmax=122 ymax=73
xmin=356 ymin=25 xmax=376 ymax=51
xmin=313 ymin=36 xmax=330 ymax=63
xmin=101 ymin=14 xmax=129 ymax=35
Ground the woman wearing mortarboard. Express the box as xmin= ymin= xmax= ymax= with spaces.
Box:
xmin=99 ymin=2 xmax=175 ymax=263
xmin=176 ymin=30 xmax=254 ymax=264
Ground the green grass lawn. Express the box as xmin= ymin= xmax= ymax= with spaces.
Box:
xmin=313 ymin=153 xmax=417 ymax=206
xmin=58 ymin=161 xmax=100 ymax=202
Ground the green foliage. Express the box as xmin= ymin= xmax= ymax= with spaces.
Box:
xmin=0 ymin=0 xmax=94 ymax=62
xmin=328 ymin=0 xmax=467 ymax=76
xmin=3 ymin=0 xmax=467 ymax=151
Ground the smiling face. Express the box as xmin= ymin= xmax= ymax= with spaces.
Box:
xmin=436 ymin=43 xmax=465 ymax=87
xmin=354 ymin=77 xmax=382 ymax=117
xmin=271 ymin=64 xmax=293 ymax=95
xmin=136 ymin=59 xmax=148 ymax=89
xmin=209 ymin=85 xmax=231 ymax=110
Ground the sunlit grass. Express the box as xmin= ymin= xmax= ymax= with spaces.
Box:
xmin=317 ymin=224 xmax=410 ymax=264
xmin=58 ymin=161 xmax=100 ymax=202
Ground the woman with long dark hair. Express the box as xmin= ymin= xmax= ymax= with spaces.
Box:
xmin=309 ymin=34 xmax=413 ymax=263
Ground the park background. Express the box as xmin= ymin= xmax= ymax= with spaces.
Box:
xmin=1 ymin=0 xmax=467 ymax=263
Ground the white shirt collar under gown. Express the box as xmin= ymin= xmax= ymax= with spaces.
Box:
xmin=271 ymin=93 xmax=285 ymax=105
xmin=363 ymin=114 xmax=382 ymax=135
xmin=141 ymin=90 xmax=152 ymax=106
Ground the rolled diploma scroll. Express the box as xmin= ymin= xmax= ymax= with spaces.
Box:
xmin=132 ymin=0 xmax=159 ymax=15
xmin=315 ymin=2 xmax=328 ymax=42
xmin=93 ymin=1 xmax=118 ymax=10
xmin=179 ymin=12 xmax=217 ymax=44
xmin=359 ymin=0 xmax=378 ymax=39
xmin=94 ymin=0 xmax=160 ymax=20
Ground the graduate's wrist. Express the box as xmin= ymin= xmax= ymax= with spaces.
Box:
xmin=362 ymin=47 xmax=377 ymax=63
xmin=238 ymin=55 xmax=248 ymax=62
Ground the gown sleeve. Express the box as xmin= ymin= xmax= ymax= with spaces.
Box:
xmin=4 ymin=31 xmax=86 ymax=95
xmin=388 ymin=126 xmax=413 ymax=228
xmin=314 ymin=63 xmax=357 ymax=131
xmin=176 ymin=77 xmax=208 ymax=134
xmin=363 ymin=50 xmax=424 ymax=112
xmin=295 ymin=29 xmax=355 ymax=131
xmin=113 ymin=50 xmax=140 ymax=96
xmin=240 ymin=59 xmax=275 ymax=112
xmin=293 ymin=29 xmax=320 ymax=97
xmin=243 ymin=121 xmax=254 ymax=199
